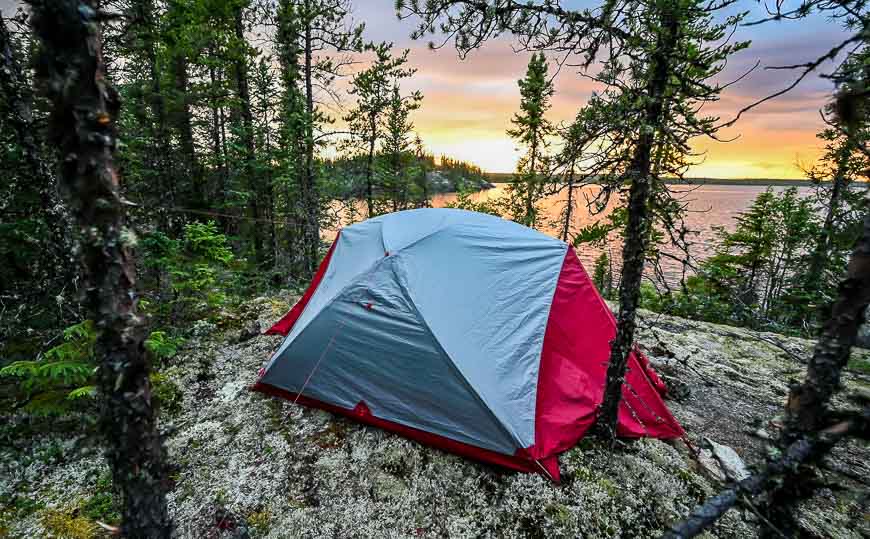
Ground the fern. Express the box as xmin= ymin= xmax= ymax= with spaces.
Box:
xmin=67 ymin=385 xmax=98 ymax=400
xmin=0 ymin=320 xmax=98 ymax=415
xmin=144 ymin=331 xmax=184 ymax=360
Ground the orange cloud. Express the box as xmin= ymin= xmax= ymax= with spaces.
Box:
xmin=394 ymin=38 xmax=834 ymax=178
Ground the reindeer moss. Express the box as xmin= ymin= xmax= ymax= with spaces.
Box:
xmin=2 ymin=297 xmax=868 ymax=538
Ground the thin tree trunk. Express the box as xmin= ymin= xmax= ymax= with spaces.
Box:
xmin=0 ymin=15 xmax=70 ymax=281
xmin=802 ymin=143 xmax=852 ymax=315
xmin=26 ymin=1 xmax=171 ymax=536
xmin=233 ymin=3 xmax=267 ymax=265
xmin=208 ymin=56 xmax=228 ymax=230
xmin=561 ymin=162 xmax=576 ymax=242
xmin=597 ymin=4 xmax=681 ymax=437
xmin=526 ymin=134 xmax=537 ymax=227
xmin=131 ymin=0 xmax=176 ymax=229
xmin=302 ymin=4 xmax=319 ymax=274
xmin=366 ymin=113 xmax=376 ymax=217
xmin=171 ymin=54 xmax=204 ymax=208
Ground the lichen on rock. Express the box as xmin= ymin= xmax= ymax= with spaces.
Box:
xmin=2 ymin=297 xmax=867 ymax=538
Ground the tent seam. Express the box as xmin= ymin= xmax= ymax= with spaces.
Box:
xmin=266 ymin=249 xmax=393 ymax=372
xmin=532 ymin=243 xmax=571 ymax=451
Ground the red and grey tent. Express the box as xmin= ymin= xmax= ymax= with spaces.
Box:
xmin=253 ymin=208 xmax=683 ymax=482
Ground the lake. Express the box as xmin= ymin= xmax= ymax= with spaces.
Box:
xmin=325 ymin=183 xmax=812 ymax=286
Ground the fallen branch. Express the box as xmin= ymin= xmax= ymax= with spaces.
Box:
xmin=662 ymin=407 xmax=870 ymax=539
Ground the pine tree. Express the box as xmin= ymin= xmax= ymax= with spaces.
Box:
xmin=788 ymin=54 xmax=870 ymax=328
xmin=550 ymin=0 xmax=748 ymax=436
xmin=344 ymin=43 xmax=419 ymax=217
xmin=398 ymin=0 xmax=750 ymax=438
xmin=0 ymin=12 xmax=72 ymax=302
xmin=505 ymin=52 xmax=553 ymax=228
xmin=379 ymin=83 xmax=424 ymax=211
xmin=275 ymin=0 xmax=364 ymax=276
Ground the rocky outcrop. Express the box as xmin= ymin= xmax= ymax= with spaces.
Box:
xmin=1 ymin=297 xmax=868 ymax=538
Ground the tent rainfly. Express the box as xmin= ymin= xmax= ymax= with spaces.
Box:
xmin=253 ymin=208 xmax=683 ymax=482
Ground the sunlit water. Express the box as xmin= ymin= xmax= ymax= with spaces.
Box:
xmin=324 ymin=184 xmax=812 ymax=286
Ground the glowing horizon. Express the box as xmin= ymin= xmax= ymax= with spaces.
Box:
xmin=358 ymin=2 xmax=846 ymax=180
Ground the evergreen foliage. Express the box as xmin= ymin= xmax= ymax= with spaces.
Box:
xmin=343 ymin=43 xmax=423 ymax=217
xmin=504 ymin=52 xmax=554 ymax=228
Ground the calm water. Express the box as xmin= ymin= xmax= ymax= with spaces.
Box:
xmin=325 ymin=184 xmax=811 ymax=285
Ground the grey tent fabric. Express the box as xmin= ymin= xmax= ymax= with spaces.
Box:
xmin=261 ymin=208 xmax=569 ymax=455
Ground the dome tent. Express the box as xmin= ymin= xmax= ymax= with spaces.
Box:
xmin=253 ymin=208 xmax=683 ymax=482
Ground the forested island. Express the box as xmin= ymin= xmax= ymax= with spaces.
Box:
xmin=1 ymin=0 xmax=869 ymax=538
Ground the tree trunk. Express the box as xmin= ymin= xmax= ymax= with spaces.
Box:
xmin=26 ymin=1 xmax=171 ymax=536
xmin=366 ymin=113 xmax=377 ymax=217
xmin=802 ymin=142 xmax=852 ymax=310
xmin=302 ymin=4 xmax=319 ymax=274
xmin=526 ymin=133 xmax=537 ymax=227
xmin=171 ymin=54 xmax=204 ymax=208
xmin=132 ymin=0 xmax=176 ymax=228
xmin=663 ymin=196 xmax=870 ymax=539
xmin=597 ymin=3 xmax=681 ymax=437
xmin=786 ymin=203 xmax=870 ymax=435
xmin=233 ymin=3 xmax=268 ymax=265
xmin=561 ymin=162 xmax=576 ymax=242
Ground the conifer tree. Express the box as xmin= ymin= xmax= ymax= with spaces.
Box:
xmin=398 ymin=0 xmax=749 ymax=437
xmin=379 ymin=83 xmax=424 ymax=211
xmin=275 ymin=0 xmax=364 ymax=275
xmin=344 ymin=43 xmax=420 ymax=217
xmin=788 ymin=53 xmax=870 ymax=328
xmin=505 ymin=52 xmax=553 ymax=228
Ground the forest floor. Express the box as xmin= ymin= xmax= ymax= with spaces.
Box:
xmin=1 ymin=294 xmax=868 ymax=538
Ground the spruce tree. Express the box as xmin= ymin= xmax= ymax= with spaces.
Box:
xmin=344 ymin=43 xmax=420 ymax=217
xmin=505 ymin=52 xmax=554 ymax=228
xmin=379 ymin=83 xmax=424 ymax=211
xmin=398 ymin=0 xmax=750 ymax=438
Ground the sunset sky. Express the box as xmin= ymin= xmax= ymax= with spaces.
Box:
xmin=0 ymin=0 xmax=850 ymax=178
xmin=357 ymin=1 xmax=849 ymax=178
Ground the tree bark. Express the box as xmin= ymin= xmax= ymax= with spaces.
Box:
xmin=785 ymin=200 xmax=870 ymax=435
xmin=561 ymin=162 xmax=576 ymax=242
xmin=366 ymin=111 xmax=377 ymax=217
xmin=802 ymin=141 xmax=852 ymax=307
xmin=131 ymin=0 xmax=177 ymax=228
xmin=26 ymin=1 xmax=171 ymax=536
xmin=597 ymin=3 xmax=680 ymax=437
xmin=171 ymin=53 xmax=205 ymax=208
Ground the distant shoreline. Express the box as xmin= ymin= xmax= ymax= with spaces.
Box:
xmin=484 ymin=173 xmax=815 ymax=187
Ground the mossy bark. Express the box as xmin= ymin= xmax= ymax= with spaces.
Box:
xmin=26 ymin=1 xmax=171 ymax=536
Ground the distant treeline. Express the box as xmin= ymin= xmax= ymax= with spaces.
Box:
xmin=485 ymin=173 xmax=818 ymax=187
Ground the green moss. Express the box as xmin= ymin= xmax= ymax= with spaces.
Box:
xmin=223 ymin=421 xmax=243 ymax=439
xmin=247 ymin=509 xmax=272 ymax=536
xmin=596 ymin=478 xmax=618 ymax=498
xmin=81 ymin=473 xmax=119 ymax=523
xmin=545 ymin=503 xmax=572 ymax=525
xmin=41 ymin=509 xmax=97 ymax=539
xmin=847 ymin=356 xmax=870 ymax=375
